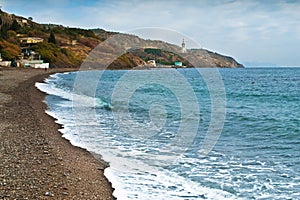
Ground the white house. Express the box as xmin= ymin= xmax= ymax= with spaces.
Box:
xmin=147 ymin=60 xmax=156 ymax=67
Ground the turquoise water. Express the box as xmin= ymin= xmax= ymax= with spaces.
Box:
xmin=36 ymin=68 xmax=300 ymax=199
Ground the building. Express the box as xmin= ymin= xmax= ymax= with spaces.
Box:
xmin=174 ymin=61 xmax=183 ymax=67
xmin=20 ymin=37 xmax=44 ymax=45
xmin=147 ymin=60 xmax=156 ymax=67
xmin=22 ymin=59 xmax=49 ymax=69
xmin=182 ymin=38 xmax=187 ymax=53
xmin=0 ymin=61 xmax=11 ymax=67
xmin=16 ymin=18 xmax=28 ymax=24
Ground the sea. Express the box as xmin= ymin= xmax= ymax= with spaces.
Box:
xmin=36 ymin=67 xmax=300 ymax=200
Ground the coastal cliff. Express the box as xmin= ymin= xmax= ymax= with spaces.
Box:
xmin=0 ymin=10 xmax=243 ymax=69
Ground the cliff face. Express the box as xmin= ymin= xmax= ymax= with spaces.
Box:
xmin=0 ymin=10 xmax=243 ymax=69
xmin=189 ymin=49 xmax=244 ymax=68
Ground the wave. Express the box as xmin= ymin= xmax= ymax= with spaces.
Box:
xmin=36 ymin=81 xmax=112 ymax=110
xmin=104 ymin=165 xmax=235 ymax=200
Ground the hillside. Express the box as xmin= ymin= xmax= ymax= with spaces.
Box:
xmin=0 ymin=10 xmax=107 ymax=68
xmin=86 ymin=32 xmax=244 ymax=69
xmin=0 ymin=10 xmax=243 ymax=69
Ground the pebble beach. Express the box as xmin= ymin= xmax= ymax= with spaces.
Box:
xmin=0 ymin=67 xmax=115 ymax=199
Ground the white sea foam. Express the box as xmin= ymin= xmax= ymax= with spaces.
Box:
xmin=36 ymin=82 xmax=73 ymax=101
xmin=36 ymin=81 xmax=111 ymax=109
xmin=104 ymin=165 xmax=235 ymax=200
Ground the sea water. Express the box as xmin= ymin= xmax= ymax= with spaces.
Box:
xmin=36 ymin=68 xmax=300 ymax=199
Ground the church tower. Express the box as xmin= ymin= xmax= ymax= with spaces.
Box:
xmin=182 ymin=38 xmax=187 ymax=53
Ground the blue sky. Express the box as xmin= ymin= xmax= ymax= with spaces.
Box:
xmin=1 ymin=0 xmax=300 ymax=66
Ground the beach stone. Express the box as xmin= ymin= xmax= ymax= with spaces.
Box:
xmin=45 ymin=191 xmax=54 ymax=197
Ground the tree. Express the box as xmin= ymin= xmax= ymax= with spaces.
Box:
xmin=28 ymin=17 xmax=33 ymax=21
xmin=10 ymin=19 xmax=20 ymax=31
xmin=7 ymin=30 xmax=19 ymax=45
xmin=48 ymin=31 xmax=56 ymax=44
xmin=0 ymin=23 xmax=9 ymax=39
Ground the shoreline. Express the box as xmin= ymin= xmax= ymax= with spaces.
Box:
xmin=0 ymin=67 xmax=115 ymax=199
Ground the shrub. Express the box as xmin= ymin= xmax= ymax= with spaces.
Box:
xmin=0 ymin=39 xmax=21 ymax=60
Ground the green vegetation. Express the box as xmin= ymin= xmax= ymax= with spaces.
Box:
xmin=144 ymin=48 xmax=161 ymax=56
xmin=66 ymin=27 xmax=98 ymax=38
xmin=32 ymin=42 xmax=57 ymax=63
xmin=32 ymin=42 xmax=80 ymax=67
xmin=156 ymin=60 xmax=173 ymax=65
xmin=6 ymin=30 xmax=19 ymax=45
xmin=0 ymin=23 xmax=10 ymax=39
xmin=10 ymin=20 xmax=20 ymax=32
xmin=0 ymin=39 xmax=21 ymax=60
xmin=48 ymin=31 xmax=56 ymax=44
xmin=119 ymin=54 xmax=132 ymax=66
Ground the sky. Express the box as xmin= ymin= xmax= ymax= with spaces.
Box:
xmin=1 ymin=0 xmax=300 ymax=66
